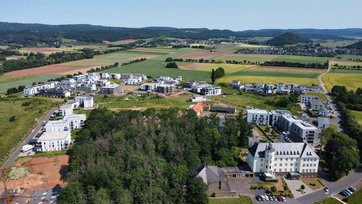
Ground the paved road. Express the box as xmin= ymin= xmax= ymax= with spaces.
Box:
xmin=297 ymin=170 xmax=362 ymax=204
xmin=317 ymin=64 xmax=342 ymax=131
xmin=0 ymin=99 xmax=76 ymax=177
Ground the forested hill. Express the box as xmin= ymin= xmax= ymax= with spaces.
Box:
xmin=1 ymin=22 xmax=362 ymax=45
xmin=58 ymin=108 xmax=252 ymax=203
xmin=266 ymin=32 xmax=310 ymax=46
xmin=346 ymin=41 xmax=362 ymax=49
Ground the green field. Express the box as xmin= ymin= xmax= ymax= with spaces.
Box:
xmin=314 ymin=197 xmax=343 ymax=204
xmin=209 ymin=196 xmax=253 ymax=204
xmin=105 ymin=59 xmax=210 ymax=81
xmin=274 ymin=55 xmax=330 ymax=64
xmin=351 ymin=110 xmax=362 ymax=125
xmin=210 ymin=92 xmax=280 ymax=110
xmin=182 ymin=63 xmax=256 ymax=74
xmin=95 ymin=93 xmax=193 ymax=111
xmin=0 ymin=96 xmax=60 ymax=163
xmin=0 ymin=74 xmax=57 ymax=93
xmin=322 ymin=69 xmax=362 ymax=91
xmin=213 ymin=54 xmax=278 ymax=62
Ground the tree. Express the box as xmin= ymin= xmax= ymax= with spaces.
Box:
xmin=324 ymin=133 xmax=360 ymax=180
xmin=214 ymin=67 xmax=225 ymax=78
xmin=165 ymin=62 xmax=178 ymax=68
xmin=211 ymin=69 xmax=216 ymax=84
xmin=271 ymin=186 xmax=277 ymax=193
xmin=185 ymin=177 xmax=208 ymax=204
xmin=301 ymin=185 xmax=305 ymax=190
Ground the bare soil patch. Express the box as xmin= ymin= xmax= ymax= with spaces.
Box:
xmin=5 ymin=65 xmax=97 ymax=77
xmin=1 ymin=155 xmax=69 ymax=195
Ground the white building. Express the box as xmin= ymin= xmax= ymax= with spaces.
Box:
xmin=36 ymin=131 xmax=71 ymax=152
xmin=246 ymin=109 xmax=270 ymax=125
xmin=290 ymin=122 xmax=318 ymax=145
xmin=140 ymin=83 xmax=158 ymax=91
xmin=58 ymin=104 xmax=74 ymax=117
xmin=200 ymin=87 xmax=222 ymax=96
xmin=247 ymin=143 xmax=319 ymax=177
xmin=190 ymin=95 xmax=207 ymax=102
xmin=75 ymin=96 xmax=94 ymax=108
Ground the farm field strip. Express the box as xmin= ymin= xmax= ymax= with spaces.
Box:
xmin=179 ymin=63 xmax=256 ymax=73
xmin=322 ymin=69 xmax=362 ymax=91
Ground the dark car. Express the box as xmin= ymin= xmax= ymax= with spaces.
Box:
xmin=348 ymin=187 xmax=356 ymax=192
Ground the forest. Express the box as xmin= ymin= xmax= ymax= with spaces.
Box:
xmin=58 ymin=108 xmax=252 ymax=204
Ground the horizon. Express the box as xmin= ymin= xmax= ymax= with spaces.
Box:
xmin=1 ymin=21 xmax=362 ymax=32
xmin=0 ymin=0 xmax=361 ymax=31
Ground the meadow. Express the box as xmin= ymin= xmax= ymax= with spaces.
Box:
xmin=322 ymin=69 xmax=362 ymax=91
xmin=0 ymin=74 xmax=57 ymax=93
xmin=208 ymin=196 xmax=253 ymax=204
xmin=0 ymin=96 xmax=60 ymax=163
xmin=95 ymin=92 xmax=193 ymax=111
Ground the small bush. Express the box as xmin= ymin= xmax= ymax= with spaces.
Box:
xmin=9 ymin=115 xmax=16 ymax=122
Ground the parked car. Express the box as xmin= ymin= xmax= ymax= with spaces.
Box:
xmin=344 ymin=190 xmax=352 ymax=196
xmin=340 ymin=190 xmax=348 ymax=196
xmin=323 ymin=187 xmax=329 ymax=192
xmin=255 ymin=195 xmax=263 ymax=201
xmin=345 ymin=189 xmax=353 ymax=195
xmin=349 ymin=187 xmax=356 ymax=192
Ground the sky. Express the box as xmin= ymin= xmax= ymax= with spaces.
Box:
xmin=0 ymin=0 xmax=361 ymax=31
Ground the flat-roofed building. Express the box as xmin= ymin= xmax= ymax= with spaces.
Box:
xmin=36 ymin=131 xmax=71 ymax=152
xmin=246 ymin=109 xmax=270 ymax=125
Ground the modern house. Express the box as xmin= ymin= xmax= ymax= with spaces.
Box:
xmin=318 ymin=117 xmax=330 ymax=129
xmin=248 ymin=143 xmax=319 ymax=178
xmin=75 ymin=96 xmax=94 ymax=108
xmin=246 ymin=109 xmax=270 ymax=125
xmin=100 ymin=83 xmax=123 ymax=95
xmin=36 ymin=131 xmax=71 ymax=152
xmin=156 ymin=84 xmax=176 ymax=94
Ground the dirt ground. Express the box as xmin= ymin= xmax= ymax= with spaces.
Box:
xmin=5 ymin=65 xmax=97 ymax=77
xmin=0 ymin=155 xmax=69 ymax=196
xmin=179 ymin=50 xmax=232 ymax=59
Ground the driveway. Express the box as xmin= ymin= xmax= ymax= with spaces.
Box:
xmin=284 ymin=179 xmax=314 ymax=199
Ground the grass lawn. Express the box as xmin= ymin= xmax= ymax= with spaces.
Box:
xmin=0 ymin=96 xmax=60 ymax=163
xmin=210 ymin=92 xmax=279 ymax=110
xmin=322 ymin=69 xmax=362 ymax=91
xmin=314 ymin=197 xmax=343 ymax=204
xmin=343 ymin=188 xmax=362 ymax=204
xmin=351 ymin=110 xmax=362 ymax=126
xmin=302 ymin=178 xmax=324 ymax=190
xmin=209 ymin=196 xmax=253 ymax=204
xmin=95 ymin=92 xmax=193 ymax=111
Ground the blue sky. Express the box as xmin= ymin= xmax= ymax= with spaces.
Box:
xmin=0 ymin=0 xmax=361 ymax=30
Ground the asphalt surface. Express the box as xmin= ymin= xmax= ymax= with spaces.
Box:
xmin=297 ymin=170 xmax=362 ymax=204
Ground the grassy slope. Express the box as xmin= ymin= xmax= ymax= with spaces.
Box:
xmin=314 ymin=197 xmax=343 ymax=204
xmin=182 ymin=64 xmax=255 ymax=74
xmin=322 ymin=69 xmax=362 ymax=91
xmin=344 ymin=188 xmax=362 ymax=204
xmin=351 ymin=110 xmax=362 ymax=125
xmin=0 ymin=96 xmax=60 ymax=162
xmin=209 ymin=196 xmax=253 ymax=204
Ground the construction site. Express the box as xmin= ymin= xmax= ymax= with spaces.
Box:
xmin=0 ymin=155 xmax=68 ymax=204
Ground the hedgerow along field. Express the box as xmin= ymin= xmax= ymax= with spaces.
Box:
xmin=0 ymin=96 xmax=60 ymax=164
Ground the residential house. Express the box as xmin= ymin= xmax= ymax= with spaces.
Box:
xmin=100 ymin=84 xmax=123 ymax=95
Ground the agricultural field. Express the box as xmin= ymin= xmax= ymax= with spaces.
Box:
xmin=0 ymin=96 xmax=60 ymax=163
xmin=322 ymin=69 xmax=362 ymax=91
xmin=95 ymin=92 xmax=193 ymax=111
xmin=351 ymin=110 xmax=362 ymax=125
xmin=0 ymin=74 xmax=57 ymax=93
xmin=213 ymin=54 xmax=278 ymax=62
xmin=274 ymin=55 xmax=330 ymax=64
xmin=179 ymin=63 xmax=255 ymax=73
xmin=18 ymin=44 xmax=110 ymax=55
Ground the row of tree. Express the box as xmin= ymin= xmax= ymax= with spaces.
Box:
xmin=164 ymin=57 xmax=259 ymax=65
xmin=332 ymin=64 xmax=362 ymax=71
xmin=261 ymin=61 xmax=328 ymax=69
xmin=58 ymin=108 xmax=252 ymax=203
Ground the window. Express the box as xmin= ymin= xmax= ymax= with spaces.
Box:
xmin=302 ymin=164 xmax=305 ymax=167
xmin=280 ymin=163 xmax=282 ymax=166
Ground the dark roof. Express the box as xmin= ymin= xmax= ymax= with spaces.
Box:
xmin=210 ymin=106 xmax=236 ymax=113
